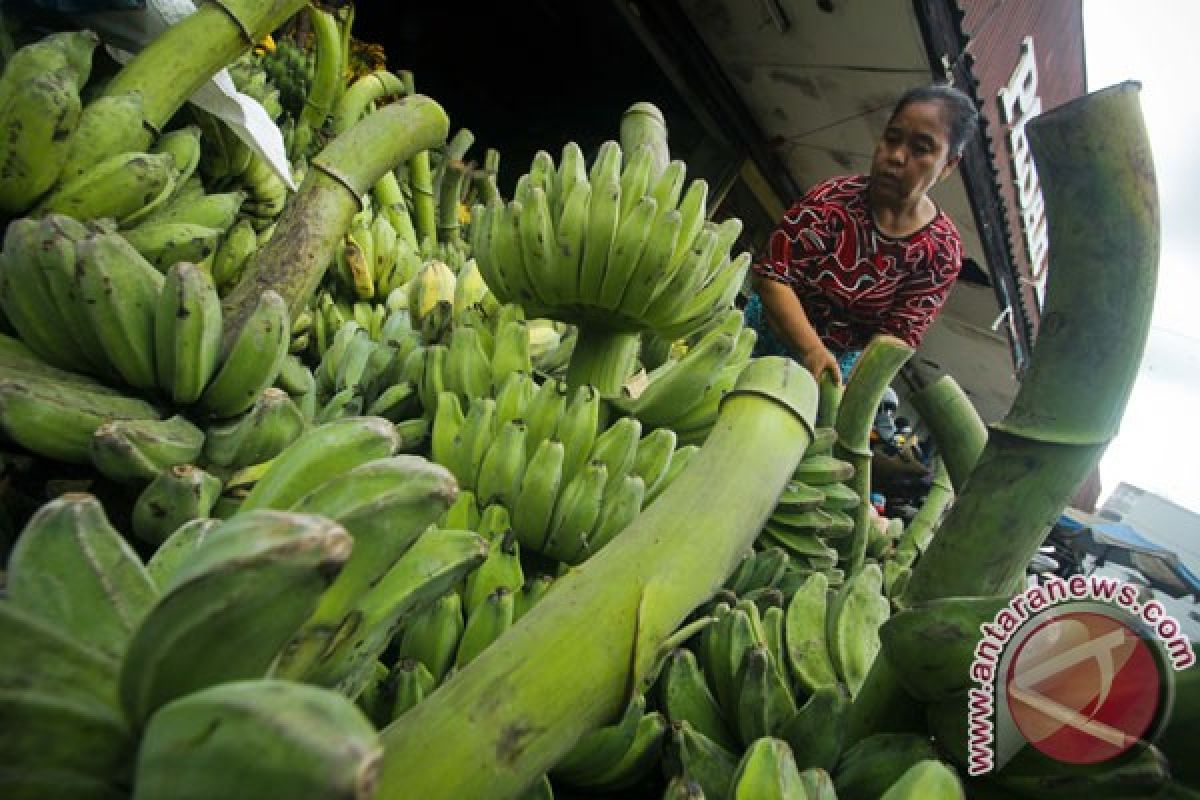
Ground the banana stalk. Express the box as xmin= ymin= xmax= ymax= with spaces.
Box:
xmin=295 ymin=4 xmax=343 ymax=148
xmin=851 ymin=83 xmax=1158 ymax=745
xmin=220 ymin=96 xmax=449 ymax=350
xmin=437 ymin=160 xmax=467 ymax=246
xmin=375 ymin=357 xmax=817 ymax=800
xmin=401 ymin=71 xmax=438 ymax=246
xmin=102 ymin=0 xmax=307 ymax=141
xmin=564 ymin=328 xmax=641 ymax=396
xmin=833 ymin=335 xmax=913 ymax=575
xmin=909 ymin=375 xmax=986 ymax=490
xmin=332 ymin=70 xmax=405 ymax=135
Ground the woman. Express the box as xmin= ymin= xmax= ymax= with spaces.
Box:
xmin=745 ymin=84 xmax=979 ymax=383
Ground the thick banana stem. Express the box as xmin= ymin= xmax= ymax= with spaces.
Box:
xmin=833 ymin=335 xmax=913 ymax=575
xmin=376 ymin=358 xmax=817 ymax=800
xmin=102 ymin=0 xmax=306 ymax=141
xmin=849 ymin=83 xmax=1158 ymax=746
xmin=564 ymin=328 xmax=642 ymax=396
xmin=909 ymin=375 xmax=987 ymax=490
xmin=904 ymin=82 xmax=1157 ymax=604
xmin=221 ymin=96 xmax=449 ymax=350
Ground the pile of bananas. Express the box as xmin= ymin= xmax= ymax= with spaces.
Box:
xmin=470 ymin=137 xmax=749 ymax=341
xmin=0 ymin=409 xmax=488 ymax=797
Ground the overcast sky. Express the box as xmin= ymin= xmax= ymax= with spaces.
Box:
xmin=1084 ymin=1 xmax=1200 ymax=513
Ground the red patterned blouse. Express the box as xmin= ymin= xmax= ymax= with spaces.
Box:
xmin=753 ymin=175 xmax=962 ymax=352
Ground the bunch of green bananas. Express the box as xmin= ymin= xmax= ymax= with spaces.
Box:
xmin=608 ymin=309 xmax=758 ymax=446
xmin=469 ymin=136 xmax=750 ymax=342
xmin=259 ymin=35 xmax=314 ymax=120
xmin=0 ymin=470 xmax=481 ymax=799
xmin=432 ymin=374 xmax=697 ymax=564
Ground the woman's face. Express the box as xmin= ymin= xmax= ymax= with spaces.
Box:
xmin=870 ymin=100 xmax=960 ymax=209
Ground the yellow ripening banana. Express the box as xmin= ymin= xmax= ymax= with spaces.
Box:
xmin=155 ymin=261 xmax=222 ymax=404
xmin=197 ymin=290 xmax=290 ymax=418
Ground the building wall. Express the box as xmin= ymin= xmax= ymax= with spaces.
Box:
xmin=1103 ymin=483 xmax=1200 ymax=571
xmin=959 ymin=0 xmax=1086 ymax=323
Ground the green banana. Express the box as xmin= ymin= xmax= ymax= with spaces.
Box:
xmin=476 ymin=418 xmax=529 ymax=508
xmin=579 ymin=141 xmax=623 ymax=302
xmin=551 ymin=177 xmax=591 ymax=304
xmin=118 ymin=510 xmax=352 ymax=725
xmin=153 ymin=261 xmax=222 ymax=404
xmin=832 ymin=733 xmax=941 ymax=800
xmin=142 ymin=518 xmax=217 ymax=591
xmin=494 ymin=370 xmax=536 ymax=430
xmin=38 ymin=151 xmax=178 ymax=224
xmin=512 ymin=437 xmax=566 ymax=552
xmin=276 ymin=456 xmax=458 ymax=680
xmin=131 ymin=467 xmax=221 ymax=546
xmin=524 ymin=377 xmax=568 ymax=458
xmin=132 ymin=679 xmax=380 ymax=800
xmin=645 ymin=443 xmax=699 ymax=505
xmin=7 ymin=492 xmax=157 ymax=661
xmin=585 ymin=472 xmax=646 ymax=555
xmin=73 ymin=230 xmax=165 ymax=389
xmin=556 ymin=384 xmax=601 ymax=485
xmin=610 ymin=330 xmax=735 ymax=429
xmin=464 ymin=528 xmax=525 ymax=616
xmin=551 ymin=693 xmax=646 ymax=787
xmin=518 ymin=186 xmax=558 ymax=303
xmin=444 ymin=324 xmax=493 ymax=405
xmin=793 ymin=454 xmax=856 ymax=485
xmin=0 ymin=68 xmax=83 ymax=214
xmin=150 ymin=125 xmax=203 ymax=186
xmin=0 ymin=686 xmax=133 ymax=800
xmin=599 ymin=194 xmax=657 ymax=311
xmin=396 ymin=591 xmax=464 ymax=684
xmin=388 ymin=658 xmax=437 ymax=720
xmin=631 ymin=426 xmax=677 ymax=501
xmin=89 ymin=414 xmax=205 ymax=485
xmin=513 ymin=573 xmax=555 ymax=621
xmin=798 ymin=768 xmax=838 ymax=800
xmin=660 ymin=647 xmax=739 ymax=752
xmin=197 ymin=290 xmax=290 ymax=418
xmin=736 ymin=644 xmax=798 ymax=745
xmin=455 ymin=586 xmax=515 ymax=668
xmin=201 ymin=388 xmax=308 ymax=470
xmin=211 ymin=217 xmax=258 ymax=292
xmin=664 ymin=719 xmax=741 ymax=800
xmin=620 ymin=206 xmax=682 ymax=318
xmin=588 ymin=415 xmax=642 ymax=492
xmin=297 ymin=528 xmax=488 ymax=696
xmin=0 ymin=600 xmax=119 ymax=709
xmin=784 ymin=572 xmax=838 ymax=693
xmin=542 ymin=459 xmax=608 ymax=563
xmin=827 ymin=562 xmax=890 ymax=699
xmin=779 ymin=684 xmax=850 ymax=773
xmin=878 ymin=594 xmax=1013 ymax=702
xmin=730 ymin=737 xmax=808 ymax=800
xmin=430 ymin=389 xmax=466 ymax=476
xmin=492 ymin=317 xmax=534 ymax=383
xmin=569 ymin=710 xmax=669 ymax=793
xmin=456 ymin=396 xmax=497 ymax=492
xmin=880 ymin=760 xmax=965 ymax=799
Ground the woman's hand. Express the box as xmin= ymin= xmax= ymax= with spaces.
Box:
xmin=802 ymin=345 xmax=841 ymax=385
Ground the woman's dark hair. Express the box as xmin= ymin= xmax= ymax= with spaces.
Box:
xmin=891 ymin=84 xmax=979 ymax=156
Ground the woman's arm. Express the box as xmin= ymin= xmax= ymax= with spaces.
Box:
xmin=754 ymin=274 xmax=842 ymax=384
